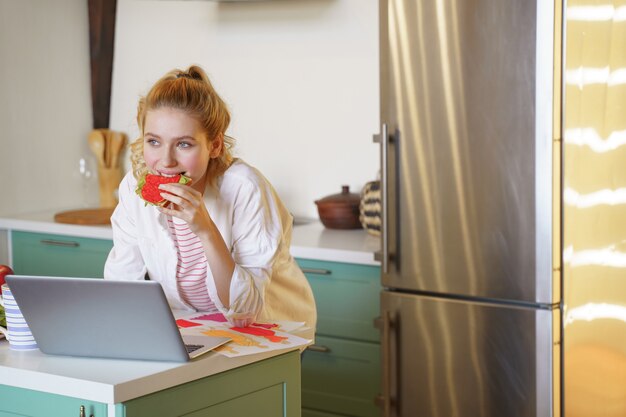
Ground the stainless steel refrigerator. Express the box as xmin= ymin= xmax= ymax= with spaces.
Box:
xmin=375 ymin=0 xmax=626 ymax=416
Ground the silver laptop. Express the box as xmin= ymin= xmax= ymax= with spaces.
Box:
xmin=5 ymin=275 xmax=231 ymax=362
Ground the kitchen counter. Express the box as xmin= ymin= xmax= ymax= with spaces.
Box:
xmin=0 ymin=335 xmax=305 ymax=404
xmin=0 ymin=344 xmax=303 ymax=417
xmin=0 ymin=210 xmax=380 ymax=266
xmin=290 ymin=221 xmax=379 ymax=265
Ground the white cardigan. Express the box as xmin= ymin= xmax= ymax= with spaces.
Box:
xmin=104 ymin=159 xmax=317 ymax=329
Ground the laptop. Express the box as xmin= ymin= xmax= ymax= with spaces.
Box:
xmin=5 ymin=275 xmax=231 ymax=362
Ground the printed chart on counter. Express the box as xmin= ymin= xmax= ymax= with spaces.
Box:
xmin=176 ymin=311 xmax=311 ymax=357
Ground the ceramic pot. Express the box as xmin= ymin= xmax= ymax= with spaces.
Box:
xmin=315 ymin=186 xmax=362 ymax=229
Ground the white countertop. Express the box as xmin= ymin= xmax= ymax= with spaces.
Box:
xmin=0 ymin=211 xmax=113 ymax=240
xmin=0 ymin=210 xmax=380 ymax=266
xmin=0 ymin=336 xmax=304 ymax=404
xmin=290 ymin=222 xmax=379 ymax=265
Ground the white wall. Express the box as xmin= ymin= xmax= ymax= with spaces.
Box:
xmin=0 ymin=0 xmax=95 ymax=216
xmin=0 ymin=0 xmax=379 ymax=220
xmin=110 ymin=0 xmax=380 ymax=218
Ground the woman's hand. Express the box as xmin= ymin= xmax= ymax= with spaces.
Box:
xmin=157 ymin=183 xmax=213 ymax=237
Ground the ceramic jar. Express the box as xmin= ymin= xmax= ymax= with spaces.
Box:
xmin=315 ymin=185 xmax=362 ymax=229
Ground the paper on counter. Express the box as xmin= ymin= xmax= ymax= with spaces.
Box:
xmin=175 ymin=311 xmax=311 ymax=357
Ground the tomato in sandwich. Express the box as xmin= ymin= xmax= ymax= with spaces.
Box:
xmin=136 ymin=173 xmax=192 ymax=207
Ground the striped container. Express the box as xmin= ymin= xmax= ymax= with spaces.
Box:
xmin=1 ymin=284 xmax=38 ymax=351
xmin=359 ymin=180 xmax=381 ymax=236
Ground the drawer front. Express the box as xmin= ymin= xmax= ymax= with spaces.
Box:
xmin=297 ymin=258 xmax=380 ymax=341
xmin=0 ymin=384 xmax=106 ymax=417
xmin=11 ymin=231 xmax=112 ymax=278
xmin=302 ymin=335 xmax=381 ymax=417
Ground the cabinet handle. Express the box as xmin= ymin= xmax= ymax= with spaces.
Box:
xmin=78 ymin=405 xmax=94 ymax=417
xmin=40 ymin=239 xmax=80 ymax=248
xmin=306 ymin=344 xmax=331 ymax=353
xmin=300 ymin=267 xmax=332 ymax=276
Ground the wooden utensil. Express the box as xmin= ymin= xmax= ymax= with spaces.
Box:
xmin=110 ymin=132 xmax=127 ymax=168
xmin=88 ymin=130 xmax=106 ymax=167
xmin=98 ymin=166 xmax=123 ymax=208
xmin=88 ymin=128 xmax=126 ymax=207
xmin=103 ymin=130 xmax=111 ymax=168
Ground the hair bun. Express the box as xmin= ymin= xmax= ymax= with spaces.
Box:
xmin=176 ymin=66 xmax=205 ymax=81
xmin=175 ymin=72 xmax=194 ymax=80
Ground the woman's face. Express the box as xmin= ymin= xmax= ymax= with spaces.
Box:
xmin=143 ymin=107 xmax=220 ymax=193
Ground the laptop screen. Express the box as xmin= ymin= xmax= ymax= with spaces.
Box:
xmin=5 ymin=275 xmax=229 ymax=362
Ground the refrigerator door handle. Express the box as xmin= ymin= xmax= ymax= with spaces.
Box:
xmin=373 ymin=123 xmax=390 ymax=274
xmin=374 ymin=311 xmax=395 ymax=416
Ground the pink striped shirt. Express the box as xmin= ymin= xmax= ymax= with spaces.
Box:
xmin=168 ymin=216 xmax=216 ymax=311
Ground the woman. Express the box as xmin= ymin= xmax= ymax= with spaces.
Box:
xmin=104 ymin=65 xmax=316 ymax=329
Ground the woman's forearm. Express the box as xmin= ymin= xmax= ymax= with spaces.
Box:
xmin=198 ymin=224 xmax=235 ymax=308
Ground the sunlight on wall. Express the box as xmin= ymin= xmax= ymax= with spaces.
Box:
xmin=563 ymin=1 xmax=626 ymax=416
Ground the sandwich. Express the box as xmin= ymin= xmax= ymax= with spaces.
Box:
xmin=136 ymin=173 xmax=192 ymax=207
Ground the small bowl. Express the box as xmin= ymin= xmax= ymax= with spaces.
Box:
xmin=315 ymin=186 xmax=363 ymax=229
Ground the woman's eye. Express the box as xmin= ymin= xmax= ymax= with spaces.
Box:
xmin=145 ymin=138 xmax=159 ymax=146
xmin=177 ymin=141 xmax=192 ymax=149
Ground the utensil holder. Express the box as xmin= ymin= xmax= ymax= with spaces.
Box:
xmin=98 ymin=165 xmax=123 ymax=208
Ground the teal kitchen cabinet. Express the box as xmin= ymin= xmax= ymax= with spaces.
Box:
xmin=297 ymin=258 xmax=381 ymax=417
xmin=0 ymin=350 xmax=301 ymax=417
xmin=11 ymin=231 xmax=112 ymax=278
xmin=0 ymin=385 xmax=106 ymax=417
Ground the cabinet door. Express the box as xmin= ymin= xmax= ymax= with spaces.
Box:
xmin=11 ymin=231 xmax=112 ymax=278
xmin=0 ymin=384 xmax=107 ymax=417
xmin=119 ymin=351 xmax=301 ymax=417
xmin=302 ymin=336 xmax=380 ymax=417
xmin=297 ymin=258 xmax=380 ymax=342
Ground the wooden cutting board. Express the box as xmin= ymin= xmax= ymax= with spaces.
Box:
xmin=54 ymin=208 xmax=114 ymax=225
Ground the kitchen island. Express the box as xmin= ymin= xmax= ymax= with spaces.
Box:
xmin=0 ymin=341 xmax=303 ymax=417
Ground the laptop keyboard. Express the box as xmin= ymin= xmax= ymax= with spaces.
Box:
xmin=185 ymin=344 xmax=204 ymax=354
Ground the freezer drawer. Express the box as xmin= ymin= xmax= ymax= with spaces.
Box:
xmin=379 ymin=291 xmax=559 ymax=417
